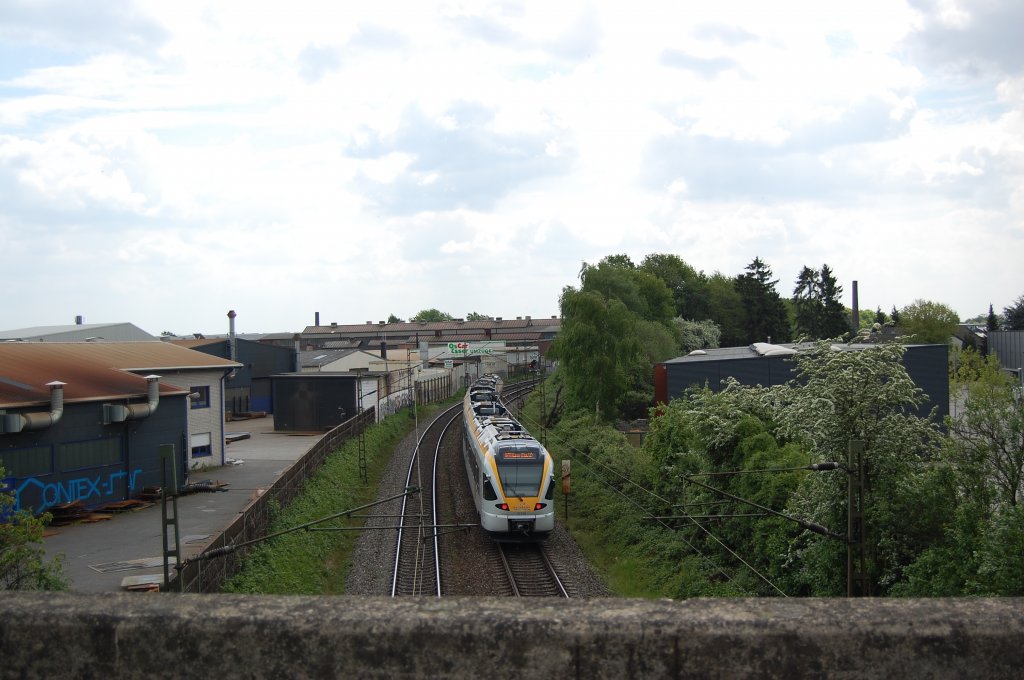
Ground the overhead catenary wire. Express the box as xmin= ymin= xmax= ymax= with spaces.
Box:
xmin=682 ymin=475 xmax=846 ymax=542
xmin=514 ymin=409 xmax=778 ymax=595
xmin=185 ymin=487 xmax=420 ymax=563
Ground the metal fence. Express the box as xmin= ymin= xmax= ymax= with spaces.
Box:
xmin=172 ymin=406 xmax=376 ymax=593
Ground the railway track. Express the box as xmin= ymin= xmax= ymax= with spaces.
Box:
xmin=390 ymin=403 xmax=461 ymax=597
xmin=391 ymin=378 xmax=546 ymax=597
xmin=497 ymin=542 xmax=569 ymax=597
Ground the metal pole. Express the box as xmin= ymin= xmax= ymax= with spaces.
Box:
xmin=847 ymin=440 xmax=866 ymax=597
xmin=160 ymin=443 xmax=182 ymax=592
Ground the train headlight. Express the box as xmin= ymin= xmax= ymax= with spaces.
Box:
xmin=496 ymin=503 xmax=509 ymax=511
xmin=534 ymin=502 xmax=546 ymax=510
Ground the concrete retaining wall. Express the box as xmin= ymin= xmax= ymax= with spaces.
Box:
xmin=2 ymin=594 xmax=1022 ymax=679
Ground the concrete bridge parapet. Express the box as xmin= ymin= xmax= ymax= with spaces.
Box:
xmin=1 ymin=594 xmax=1022 ymax=678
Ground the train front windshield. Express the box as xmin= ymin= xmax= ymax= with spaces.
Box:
xmin=496 ymin=444 xmax=545 ymax=498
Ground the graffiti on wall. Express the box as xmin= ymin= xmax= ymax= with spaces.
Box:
xmin=377 ymin=388 xmax=414 ymax=419
xmin=3 ymin=468 xmax=144 ymax=513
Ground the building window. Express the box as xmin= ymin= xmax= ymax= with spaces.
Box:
xmin=191 ymin=386 xmax=210 ymax=409
xmin=57 ymin=439 xmax=121 ymax=472
xmin=0 ymin=445 xmax=53 ymax=477
xmin=191 ymin=432 xmax=212 ymax=458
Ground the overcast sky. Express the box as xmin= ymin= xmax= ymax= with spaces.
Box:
xmin=1 ymin=1 xmax=1021 ymax=336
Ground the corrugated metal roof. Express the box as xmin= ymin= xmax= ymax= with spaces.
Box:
xmin=170 ymin=338 xmax=226 ymax=349
xmin=0 ymin=322 xmax=156 ymax=342
xmin=0 ymin=342 xmax=239 ymax=408
xmin=662 ymin=341 xmax=937 ymax=364
xmin=489 ymin=332 xmax=546 ymax=341
xmin=299 ymin=349 xmax=360 ymax=366
xmin=301 ymin=316 xmax=561 ymax=336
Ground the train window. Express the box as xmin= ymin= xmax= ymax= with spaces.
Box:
xmin=545 ymin=477 xmax=554 ymax=500
xmin=483 ymin=478 xmax=498 ymax=501
xmin=496 ymin=459 xmax=544 ymax=498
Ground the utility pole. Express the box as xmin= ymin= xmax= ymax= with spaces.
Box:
xmin=847 ymin=440 xmax=869 ymax=597
xmin=160 ymin=443 xmax=182 ymax=592
xmin=354 ymin=369 xmax=367 ymax=484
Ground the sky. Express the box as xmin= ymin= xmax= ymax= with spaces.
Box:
xmin=1 ymin=0 xmax=1022 ymax=336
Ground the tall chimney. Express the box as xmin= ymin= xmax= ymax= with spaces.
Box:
xmin=315 ymin=311 xmax=320 ymax=326
xmin=75 ymin=315 xmax=83 ymax=325
xmin=851 ymin=281 xmax=859 ymax=333
xmin=227 ymin=310 xmax=238 ymax=370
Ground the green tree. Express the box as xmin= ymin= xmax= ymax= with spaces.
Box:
xmin=875 ymin=307 xmax=888 ymax=325
xmin=1004 ymin=295 xmax=1024 ymax=330
xmin=548 ymin=257 xmax=678 ymax=421
xmin=673 ymin=318 xmax=721 ymax=354
xmin=734 ymin=257 xmax=790 ymax=344
xmin=640 ymin=253 xmax=711 ymax=320
xmin=855 ymin=309 xmax=875 ymax=330
xmin=580 ymin=256 xmax=675 ymax=323
xmin=409 ymin=308 xmax=453 ymax=323
xmin=648 ymin=342 xmax=947 ymax=596
xmin=891 ymin=306 xmax=901 ymax=325
xmin=792 ymin=264 xmax=848 ymax=339
xmin=1 ymin=467 xmax=67 ymax=590
xmin=773 ymin=341 xmax=946 ymax=595
xmin=465 ymin=312 xmax=490 ymax=321
xmin=896 ymin=354 xmax=1024 ymax=596
xmin=548 ymin=289 xmax=641 ymax=420
xmin=986 ymin=304 xmax=999 ymax=332
xmin=386 ymin=314 xmax=403 ymax=323
xmin=898 ymin=299 xmax=960 ymax=344
xmin=948 ymin=353 xmax=1024 ymax=507
xmin=707 ymin=273 xmax=747 ymax=347
xmin=599 ymin=253 xmax=636 ymax=269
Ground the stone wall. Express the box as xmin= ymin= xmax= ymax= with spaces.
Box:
xmin=2 ymin=594 xmax=1022 ymax=679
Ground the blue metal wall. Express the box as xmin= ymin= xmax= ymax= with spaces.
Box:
xmin=0 ymin=396 xmax=188 ymax=514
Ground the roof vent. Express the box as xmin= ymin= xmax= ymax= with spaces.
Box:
xmin=1 ymin=381 xmax=66 ymax=434
xmin=103 ymin=375 xmax=161 ymax=423
xmin=751 ymin=342 xmax=797 ymax=357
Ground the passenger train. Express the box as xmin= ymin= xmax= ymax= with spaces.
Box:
xmin=461 ymin=375 xmax=555 ymax=541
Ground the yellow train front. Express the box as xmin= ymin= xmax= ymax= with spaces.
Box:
xmin=462 ymin=377 xmax=555 ymax=542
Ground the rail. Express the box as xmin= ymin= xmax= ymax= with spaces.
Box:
xmin=498 ymin=543 xmax=569 ymax=598
xmin=390 ymin=403 xmax=461 ymax=596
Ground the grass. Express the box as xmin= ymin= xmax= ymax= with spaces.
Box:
xmin=221 ymin=400 xmax=457 ymax=594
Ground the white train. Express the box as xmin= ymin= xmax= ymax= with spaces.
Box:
xmin=461 ymin=375 xmax=555 ymax=541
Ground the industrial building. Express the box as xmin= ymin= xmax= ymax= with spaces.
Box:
xmin=0 ymin=343 xmax=240 ymax=513
xmin=299 ymin=315 xmax=560 ymax=361
xmin=655 ymin=342 xmax=950 ymax=423
xmin=171 ymin=336 xmax=297 ymax=414
xmin=0 ymin=321 xmax=155 ymax=343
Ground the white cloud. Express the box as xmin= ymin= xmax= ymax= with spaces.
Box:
xmin=0 ymin=0 xmax=1021 ymax=333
